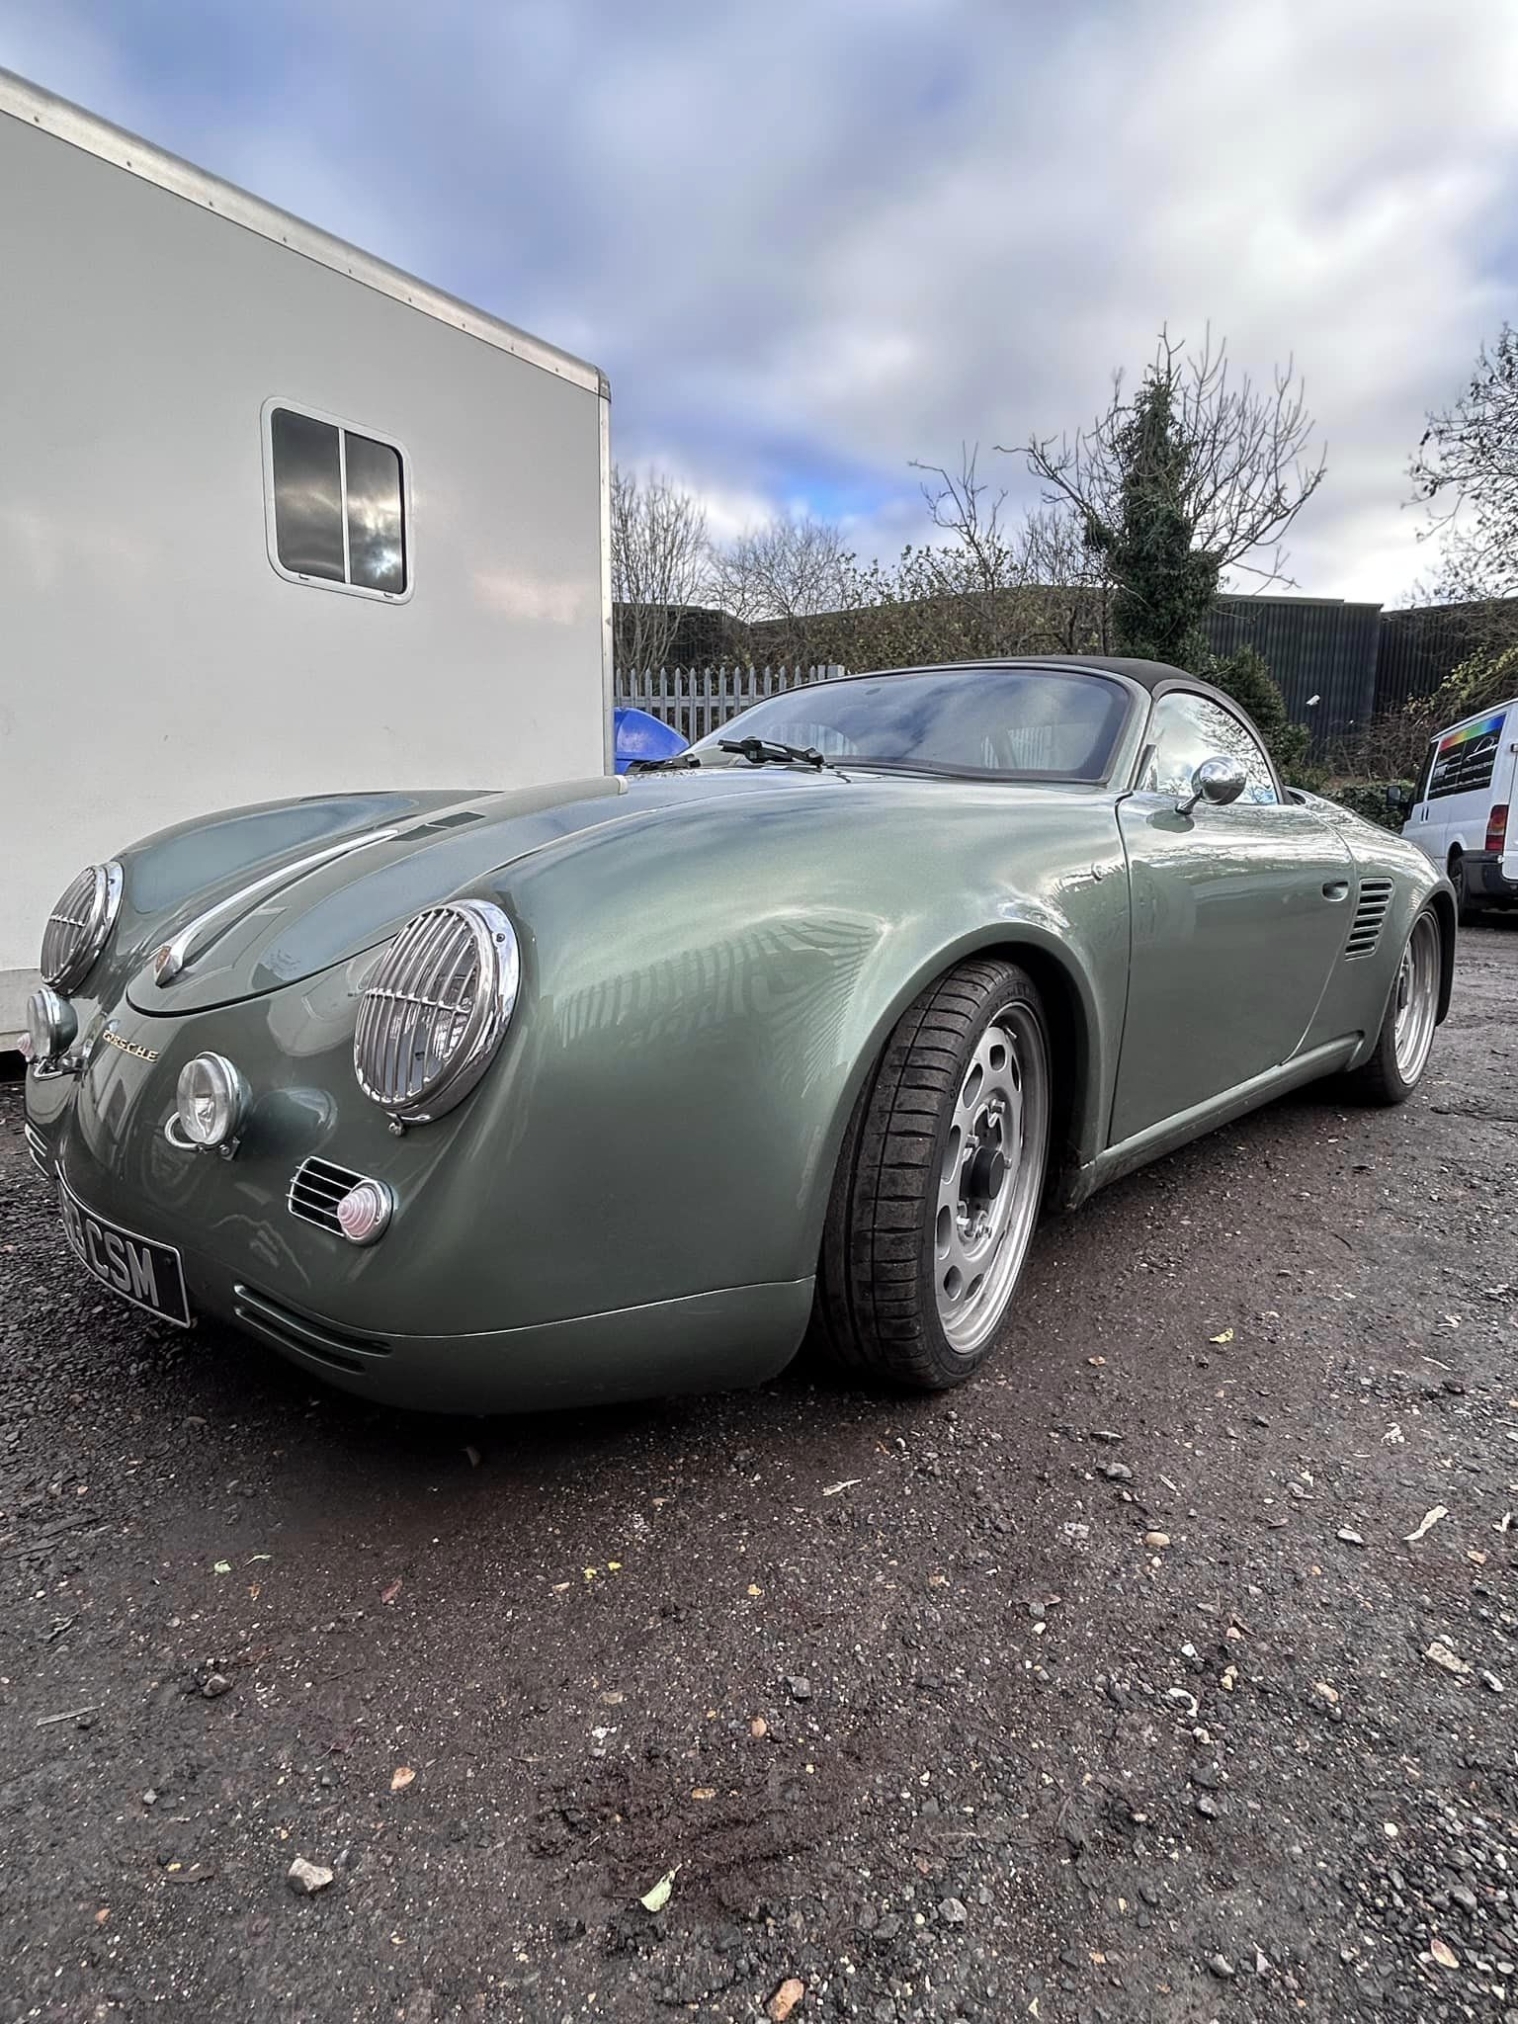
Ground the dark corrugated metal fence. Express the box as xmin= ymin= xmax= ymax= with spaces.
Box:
xmin=1203 ymin=597 xmax=1382 ymax=746
xmin=1373 ymin=604 xmax=1500 ymax=714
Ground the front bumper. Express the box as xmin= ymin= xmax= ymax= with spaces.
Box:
xmin=219 ymin=1274 xmax=812 ymax=1413
xmin=23 ymin=1073 xmax=809 ymax=1414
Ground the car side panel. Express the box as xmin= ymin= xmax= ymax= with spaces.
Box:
xmin=1298 ymin=798 xmax=1450 ymax=1060
xmin=1111 ymin=795 xmax=1354 ymax=1143
xmin=28 ymin=783 xmax=1132 ymax=1355
xmin=462 ymin=784 xmax=1133 ymax=1323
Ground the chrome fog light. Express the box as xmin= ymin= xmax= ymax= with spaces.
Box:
xmin=25 ymin=986 xmax=77 ymax=1065
xmin=174 ymin=1052 xmax=249 ymax=1149
xmin=334 ymin=1179 xmax=394 ymax=1246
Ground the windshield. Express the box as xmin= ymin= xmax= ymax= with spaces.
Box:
xmin=689 ymin=669 xmax=1131 ymax=782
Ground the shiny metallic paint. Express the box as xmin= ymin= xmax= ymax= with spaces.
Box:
xmin=25 ymin=669 xmax=1452 ymax=1410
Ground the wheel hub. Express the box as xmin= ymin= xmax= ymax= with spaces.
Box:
xmin=963 ymin=1127 xmax=1008 ymax=1206
xmin=933 ymin=1012 xmax=1050 ymax=1357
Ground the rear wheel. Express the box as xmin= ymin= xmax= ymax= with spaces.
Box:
xmin=1348 ymin=906 xmax=1441 ymax=1105
xmin=817 ymin=958 xmax=1050 ymax=1389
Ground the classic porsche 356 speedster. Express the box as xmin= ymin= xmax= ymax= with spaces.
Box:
xmin=22 ymin=657 xmax=1454 ymax=1411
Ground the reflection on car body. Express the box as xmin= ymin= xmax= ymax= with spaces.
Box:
xmin=24 ymin=658 xmax=1455 ymax=1413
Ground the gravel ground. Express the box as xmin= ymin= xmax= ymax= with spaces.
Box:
xmin=2 ymin=920 xmax=1516 ymax=2024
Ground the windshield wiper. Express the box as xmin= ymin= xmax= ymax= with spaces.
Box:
xmin=626 ymin=752 xmax=702 ymax=772
xmin=718 ymin=735 xmax=850 ymax=780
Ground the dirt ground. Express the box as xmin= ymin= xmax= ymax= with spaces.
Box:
xmin=2 ymin=920 xmax=1516 ymax=2024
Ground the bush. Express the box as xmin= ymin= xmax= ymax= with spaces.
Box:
xmin=1196 ymin=644 xmax=1312 ymax=784
xmin=1319 ymin=779 xmax=1414 ymax=830
xmin=1420 ymin=641 xmax=1518 ymax=732
xmin=1322 ymin=642 xmax=1518 ymax=787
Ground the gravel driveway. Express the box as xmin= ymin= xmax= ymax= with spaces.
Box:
xmin=2 ymin=921 xmax=1516 ymax=2024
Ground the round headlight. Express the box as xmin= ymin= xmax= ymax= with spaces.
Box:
xmin=25 ymin=986 xmax=77 ymax=1066
xmin=41 ymin=861 xmax=124 ymax=993
xmin=354 ymin=900 xmax=519 ymax=1125
xmin=175 ymin=1052 xmax=250 ymax=1149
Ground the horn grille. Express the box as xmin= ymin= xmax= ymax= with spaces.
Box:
xmin=1344 ymin=878 xmax=1394 ymax=959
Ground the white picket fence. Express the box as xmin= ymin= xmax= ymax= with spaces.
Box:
xmin=614 ymin=665 xmax=848 ymax=745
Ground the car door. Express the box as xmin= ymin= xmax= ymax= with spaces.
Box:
xmin=1111 ymin=688 xmax=1355 ymax=1146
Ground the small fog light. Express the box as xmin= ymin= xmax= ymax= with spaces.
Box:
xmin=25 ymin=986 xmax=77 ymax=1066
xmin=175 ymin=1052 xmax=249 ymax=1149
xmin=335 ymin=1179 xmax=393 ymax=1246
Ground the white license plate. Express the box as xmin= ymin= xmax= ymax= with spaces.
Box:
xmin=56 ymin=1174 xmax=192 ymax=1328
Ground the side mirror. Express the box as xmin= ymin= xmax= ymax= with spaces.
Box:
xmin=1177 ymin=755 xmax=1247 ymax=816
xmin=1385 ymin=783 xmax=1413 ymax=813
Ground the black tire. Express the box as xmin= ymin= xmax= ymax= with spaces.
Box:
xmin=816 ymin=957 xmax=1050 ymax=1390
xmin=1347 ymin=905 xmax=1442 ymax=1106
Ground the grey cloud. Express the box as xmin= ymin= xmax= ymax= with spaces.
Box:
xmin=3 ymin=0 xmax=1515 ymax=598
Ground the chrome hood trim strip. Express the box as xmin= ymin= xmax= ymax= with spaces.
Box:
xmin=152 ymin=828 xmax=400 ymax=985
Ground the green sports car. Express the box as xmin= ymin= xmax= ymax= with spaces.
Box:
xmin=22 ymin=657 xmax=1454 ymax=1412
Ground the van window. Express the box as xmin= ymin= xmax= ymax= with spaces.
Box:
xmin=265 ymin=405 xmax=409 ymax=598
xmin=1427 ymin=710 xmax=1506 ymax=799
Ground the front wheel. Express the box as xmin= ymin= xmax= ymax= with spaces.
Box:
xmin=817 ymin=958 xmax=1051 ymax=1389
xmin=1348 ymin=906 xmax=1442 ymax=1105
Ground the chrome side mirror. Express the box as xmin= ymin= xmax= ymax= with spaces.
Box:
xmin=1177 ymin=755 xmax=1247 ymax=816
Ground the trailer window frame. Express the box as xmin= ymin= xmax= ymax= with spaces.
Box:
xmin=260 ymin=398 xmax=414 ymax=604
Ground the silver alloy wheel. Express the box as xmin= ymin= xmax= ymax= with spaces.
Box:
xmin=1392 ymin=911 xmax=1439 ymax=1084
xmin=933 ymin=1005 xmax=1050 ymax=1355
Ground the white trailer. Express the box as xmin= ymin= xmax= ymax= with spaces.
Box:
xmin=0 ymin=68 xmax=612 ymax=1037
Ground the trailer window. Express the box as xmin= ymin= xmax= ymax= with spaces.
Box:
xmin=265 ymin=405 xmax=409 ymax=598
xmin=344 ymin=433 xmax=406 ymax=593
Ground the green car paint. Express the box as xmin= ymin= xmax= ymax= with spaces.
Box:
xmin=24 ymin=661 xmax=1454 ymax=1411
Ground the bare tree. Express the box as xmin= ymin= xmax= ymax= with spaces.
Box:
xmin=1410 ymin=323 xmax=1518 ymax=621
xmin=1019 ymin=504 xmax=1114 ymax=653
xmin=909 ymin=445 xmax=1024 ymax=594
xmin=852 ymin=449 xmax=1112 ymax=664
xmin=610 ymin=466 xmax=710 ymax=672
xmin=1019 ymin=328 xmax=1325 ymax=666
xmin=705 ymin=450 xmax=1113 ymax=676
xmin=708 ymin=515 xmax=853 ymax=664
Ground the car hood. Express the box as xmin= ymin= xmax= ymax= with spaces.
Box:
xmin=122 ymin=767 xmax=853 ymax=1014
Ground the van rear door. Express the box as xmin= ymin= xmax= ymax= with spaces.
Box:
xmin=1497 ymin=729 xmax=1518 ymax=884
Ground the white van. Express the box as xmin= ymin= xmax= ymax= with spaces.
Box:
xmin=1401 ymin=697 xmax=1518 ymax=916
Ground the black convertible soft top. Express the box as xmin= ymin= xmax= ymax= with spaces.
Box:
xmin=1007 ymin=654 xmax=1190 ymax=691
xmin=864 ymin=655 xmax=1245 ymax=715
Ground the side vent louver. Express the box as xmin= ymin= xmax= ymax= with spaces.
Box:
xmin=1344 ymin=878 xmax=1394 ymax=959
xmin=288 ymin=1156 xmax=367 ymax=1234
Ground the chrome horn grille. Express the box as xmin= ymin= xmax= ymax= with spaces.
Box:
xmin=353 ymin=900 xmax=520 ymax=1125
xmin=288 ymin=1155 xmax=367 ymax=1233
xmin=1344 ymin=878 xmax=1394 ymax=959
xmin=40 ymin=861 xmax=123 ymax=992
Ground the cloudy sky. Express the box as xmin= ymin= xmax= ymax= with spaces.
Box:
xmin=4 ymin=0 xmax=1515 ymax=603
